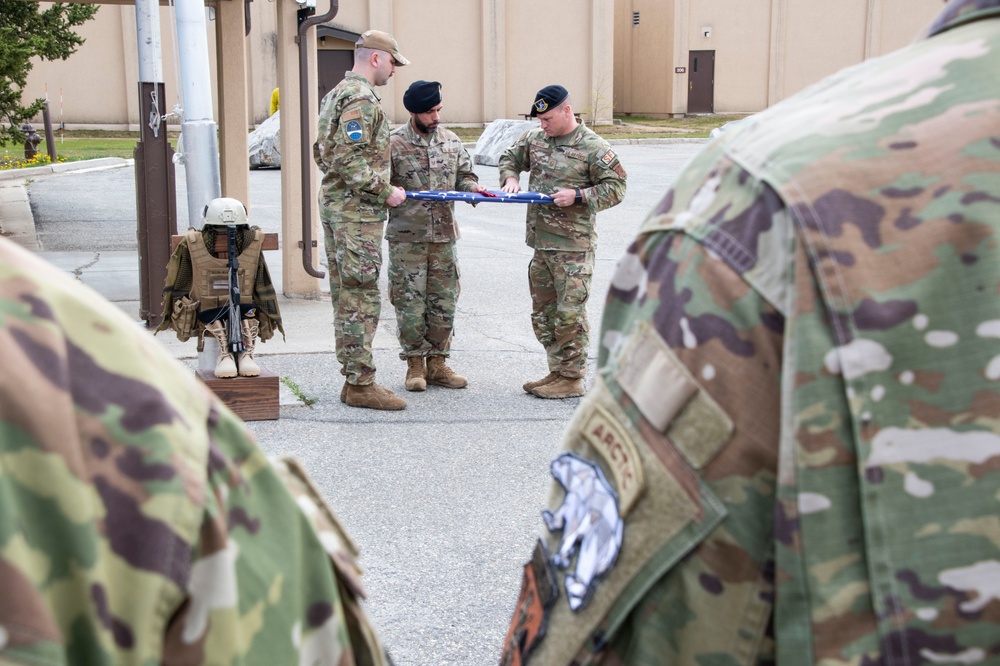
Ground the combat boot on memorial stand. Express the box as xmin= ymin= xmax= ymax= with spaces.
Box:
xmin=404 ymin=356 xmax=427 ymax=391
xmin=426 ymin=355 xmax=468 ymax=388
xmin=204 ymin=320 xmax=238 ymax=378
xmin=238 ymin=319 xmax=261 ymax=377
xmin=531 ymin=373 xmax=585 ymax=399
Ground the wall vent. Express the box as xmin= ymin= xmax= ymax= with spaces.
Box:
xmin=632 ymin=11 xmax=640 ymax=26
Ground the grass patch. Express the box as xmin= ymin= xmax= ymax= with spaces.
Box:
xmin=0 ymin=130 xmax=179 ymax=169
xmin=280 ymin=376 xmax=318 ymax=406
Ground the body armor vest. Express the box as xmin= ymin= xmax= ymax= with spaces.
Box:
xmin=186 ymin=226 xmax=264 ymax=312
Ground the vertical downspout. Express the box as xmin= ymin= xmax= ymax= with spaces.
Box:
xmin=297 ymin=0 xmax=339 ymax=279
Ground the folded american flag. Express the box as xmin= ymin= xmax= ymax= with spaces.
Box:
xmin=405 ymin=190 xmax=555 ymax=204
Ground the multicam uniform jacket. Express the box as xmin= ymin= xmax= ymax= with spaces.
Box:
xmin=314 ymin=71 xmax=394 ymax=223
xmin=498 ymin=124 xmax=626 ymax=252
xmin=387 ymin=121 xmax=479 ymax=242
xmin=501 ymin=1 xmax=1000 ymax=663
xmin=0 ymin=238 xmax=388 ymax=665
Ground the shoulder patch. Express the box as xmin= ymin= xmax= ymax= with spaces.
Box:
xmin=500 ymin=539 xmax=559 ymax=666
xmin=599 ymin=149 xmax=616 ymax=166
xmin=580 ymin=405 xmax=645 ymax=515
xmin=341 ymin=108 xmax=362 ymax=122
xmin=344 ymin=119 xmax=364 ymax=142
xmin=543 ymin=452 xmax=624 ymax=611
xmin=520 ymin=375 xmax=729 ymax=664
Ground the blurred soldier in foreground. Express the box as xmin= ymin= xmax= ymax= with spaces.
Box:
xmin=500 ymin=85 xmax=626 ymax=400
xmin=501 ymin=0 xmax=1000 ymax=663
xmin=314 ymin=30 xmax=409 ymax=410
xmin=0 ymin=237 xmax=390 ymax=665
xmin=389 ymin=80 xmax=485 ymax=392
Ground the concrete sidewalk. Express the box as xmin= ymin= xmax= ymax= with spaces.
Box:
xmin=5 ymin=142 xmax=706 ymax=666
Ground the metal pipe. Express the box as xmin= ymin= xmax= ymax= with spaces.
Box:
xmin=175 ymin=0 xmax=221 ymax=227
xmin=135 ymin=0 xmax=163 ymax=84
xmin=297 ymin=0 xmax=339 ymax=279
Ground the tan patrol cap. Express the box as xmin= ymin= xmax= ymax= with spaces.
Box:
xmin=357 ymin=29 xmax=410 ymax=66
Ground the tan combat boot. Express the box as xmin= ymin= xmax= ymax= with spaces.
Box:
xmin=523 ymin=371 xmax=560 ymax=393
xmin=344 ymin=382 xmax=407 ymax=410
xmin=426 ymin=356 xmax=468 ymax=388
xmin=204 ymin=320 xmax=238 ymax=378
xmin=531 ymin=374 xmax=585 ymax=399
xmin=404 ymin=356 xmax=427 ymax=392
xmin=238 ymin=319 xmax=261 ymax=377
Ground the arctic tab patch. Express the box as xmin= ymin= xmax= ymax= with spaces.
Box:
xmin=345 ymin=119 xmax=363 ymax=142
xmin=581 ymin=405 xmax=645 ymax=516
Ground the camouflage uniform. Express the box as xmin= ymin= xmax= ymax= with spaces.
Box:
xmin=499 ymin=124 xmax=626 ymax=378
xmin=388 ymin=121 xmax=479 ymax=360
xmin=314 ymin=71 xmax=394 ymax=386
xmin=0 ymin=238 xmax=389 ymax=665
xmin=501 ymin=1 xmax=1000 ymax=663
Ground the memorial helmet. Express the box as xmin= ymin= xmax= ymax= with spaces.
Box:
xmin=202 ymin=197 xmax=248 ymax=225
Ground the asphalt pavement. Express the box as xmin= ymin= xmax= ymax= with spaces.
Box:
xmin=2 ymin=138 xmax=706 ymax=665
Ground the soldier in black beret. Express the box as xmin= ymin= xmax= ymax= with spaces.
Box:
xmin=388 ymin=81 xmax=486 ymax=393
xmin=499 ymin=84 xmax=627 ymax=399
xmin=403 ymin=80 xmax=442 ymax=115
xmin=529 ymin=84 xmax=570 ymax=117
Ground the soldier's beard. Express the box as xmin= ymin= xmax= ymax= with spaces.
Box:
xmin=414 ymin=117 xmax=438 ymax=134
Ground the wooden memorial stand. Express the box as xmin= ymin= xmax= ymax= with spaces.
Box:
xmin=171 ymin=231 xmax=281 ymax=421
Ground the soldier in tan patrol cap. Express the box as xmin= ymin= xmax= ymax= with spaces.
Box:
xmin=314 ymin=29 xmax=410 ymax=410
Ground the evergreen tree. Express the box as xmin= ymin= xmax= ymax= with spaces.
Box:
xmin=0 ymin=1 xmax=98 ymax=145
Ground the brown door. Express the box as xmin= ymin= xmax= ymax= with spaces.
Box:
xmin=318 ymin=50 xmax=354 ymax=108
xmin=687 ymin=50 xmax=715 ymax=114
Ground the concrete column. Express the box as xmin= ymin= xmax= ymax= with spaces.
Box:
xmin=215 ymin=0 xmax=250 ymax=205
xmin=590 ymin=0 xmax=614 ymax=123
xmin=865 ymin=0 xmax=883 ymax=59
xmin=277 ymin=0 xmax=323 ymax=297
xmin=121 ymin=6 xmax=141 ymax=129
xmin=672 ymin=0 xmax=689 ymax=115
xmin=482 ymin=0 xmax=506 ymax=121
xmin=768 ymin=0 xmax=786 ymax=105
xmin=368 ymin=0 xmax=400 ymax=122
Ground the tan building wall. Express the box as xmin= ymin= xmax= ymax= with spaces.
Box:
xmin=615 ymin=0 xmax=942 ymax=116
xmin=22 ymin=0 xmax=614 ymax=129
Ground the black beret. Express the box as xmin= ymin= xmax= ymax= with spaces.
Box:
xmin=530 ymin=84 xmax=569 ymax=117
xmin=403 ymin=80 xmax=442 ymax=114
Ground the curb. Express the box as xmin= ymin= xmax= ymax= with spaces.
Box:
xmin=0 ymin=157 xmax=132 ymax=182
xmin=0 ymin=179 xmax=38 ymax=251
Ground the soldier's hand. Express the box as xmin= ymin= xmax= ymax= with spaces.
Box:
xmin=552 ymin=187 xmax=577 ymax=207
xmin=386 ymin=186 xmax=407 ymax=208
xmin=501 ymin=177 xmax=521 ymax=194
xmin=471 ymin=183 xmax=488 ymax=194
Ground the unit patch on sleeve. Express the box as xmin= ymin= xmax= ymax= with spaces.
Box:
xmin=345 ymin=119 xmax=364 ymax=142
xmin=600 ymin=149 xmax=617 ymax=166
xmin=500 ymin=539 xmax=559 ymax=666
xmin=543 ymin=452 xmax=624 ymax=612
